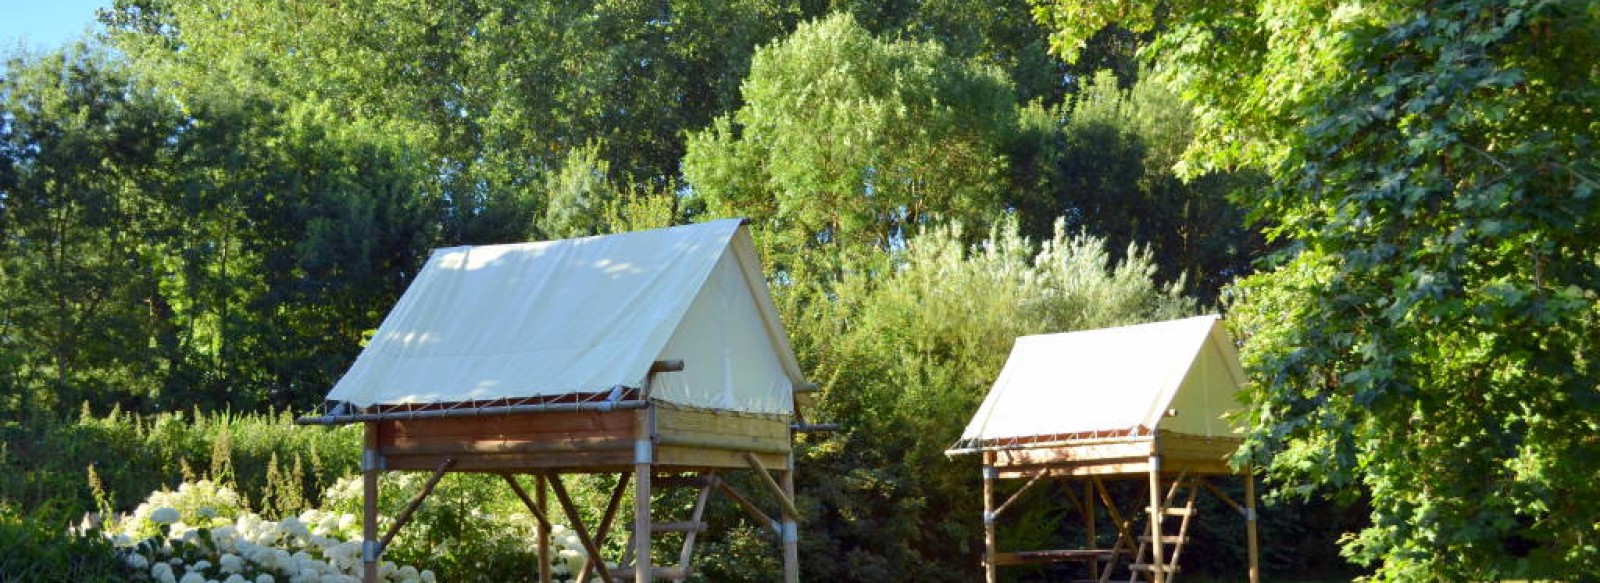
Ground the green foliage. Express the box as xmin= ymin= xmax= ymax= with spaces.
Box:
xmin=779 ymin=218 xmax=1193 ymax=580
xmin=0 ymin=44 xmax=185 ymax=416
xmin=0 ymin=504 xmax=130 ymax=583
xmin=684 ymin=13 xmax=1018 ymax=257
xmin=1009 ymin=70 xmax=1266 ymax=302
xmin=1036 ymin=0 xmax=1600 ymax=577
xmin=0 ymin=43 xmax=438 ymax=413
xmin=0 ymin=406 xmax=358 ymax=519
xmin=101 ymin=0 xmax=803 ymax=238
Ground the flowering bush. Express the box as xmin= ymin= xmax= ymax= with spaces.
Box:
xmin=105 ymin=479 xmax=597 ymax=583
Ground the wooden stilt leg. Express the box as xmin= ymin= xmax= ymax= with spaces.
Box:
xmin=577 ymin=473 xmax=633 ymax=583
xmin=1086 ymin=479 xmax=1098 ymax=581
xmin=538 ymin=475 xmax=552 ymax=583
xmin=362 ymin=423 xmax=380 ymax=583
xmin=1147 ymin=457 xmax=1166 ymax=583
xmin=634 ymin=410 xmax=653 ymax=583
xmin=982 ymin=451 xmax=997 ymax=583
xmin=548 ymin=474 xmax=615 ymax=582
xmin=1246 ymin=468 xmax=1260 ymax=583
xmin=780 ymin=456 xmax=799 ymax=583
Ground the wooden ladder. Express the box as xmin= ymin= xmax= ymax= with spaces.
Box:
xmin=613 ymin=472 xmax=718 ymax=581
xmin=1126 ymin=474 xmax=1199 ymax=582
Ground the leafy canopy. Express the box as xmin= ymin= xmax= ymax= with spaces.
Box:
xmin=684 ymin=13 xmax=1017 ymax=257
xmin=1035 ymin=0 xmax=1600 ymax=577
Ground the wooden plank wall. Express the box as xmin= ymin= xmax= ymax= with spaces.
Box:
xmin=656 ymin=407 xmax=791 ymax=470
xmin=372 ymin=406 xmax=793 ymax=472
xmin=988 ymin=433 xmax=1242 ymax=478
xmin=377 ymin=410 xmax=637 ymax=471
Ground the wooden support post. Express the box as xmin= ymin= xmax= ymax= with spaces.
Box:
xmin=578 ymin=473 xmax=633 ymax=583
xmin=634 ymin=409 xmax=653 ymax=583
xmin=1085 ymin=479 xmax=1098 ymax=581
xmin=993 ymin=471 xmax=1046 ymax=519
xmin=1246 ymin=467 xmax=1260 ymax=583
xmin=1093 ymin=477 xmax=1138 ymax=557
xmin=982 ymin=451 xmax=997 ymax=583
xmin=502 ymin=474 xmax=553 ymax=530
xmin=742 ymin=453 xmax=800 ymax=520
xmin=502 ymin=474 xmax=560 ymax=583
xmin=780 ymin=456 xmax=799 ymax=583
xmin=538 ymin=475 xmax=552 ymax=583
xmin=549 ymin=474 xmax=616 ymax=583
xmin=362 ymin=423 xmax=379 ymax=583
xmin=1147 ymin=456 xmax=1166 ymax=583
xmin=715 ymin=480 xmax=774 ymax=527
xmin=380 ymin=458 xmax=456 ymax=551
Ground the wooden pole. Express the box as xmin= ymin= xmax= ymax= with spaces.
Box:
xmin=503 ymin=474 xmax=557 ymax=581
xmin=1085 ymin=479 xmax=1098 ymax=581
xmin=780 ymin=456 xmax=799 ymax=583
xmin=715 ymin=480 xmax=775 ymax=527
xmin=982 ymin=451 xmax=997 ymax=583
xmin=1246 ymin=467 xmax=1260 ymax=583
xmin=362 ymin=422 xmax=379 ymax=583
xmin=379 ymin=458 xmax=455 ymax=551
xmin=634 ymin=409 xmax=653 ymax=583
xmin=1147 ymin=456 xmax=1166 ymax=583
xmin=549 ymin=474 xmax=616 ymax=583
xmin=538 ymin=475 xmax=552 ymax=583
xmin=577 ymin=473 xmax=633 ymax=583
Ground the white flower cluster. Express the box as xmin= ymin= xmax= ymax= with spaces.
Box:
xmin=122 ymin=480 xmax=245 ymax=539
xmin=106 ymin=479 xmax=598 ymax=583
xmin=113 ymin=507 xmax=436 ymax=583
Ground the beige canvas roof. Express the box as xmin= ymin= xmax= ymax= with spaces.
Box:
xmin=325 ymin=219 xmax=806 ymax=414
xmin=953 ymin=315 xmax=1246 ymax=451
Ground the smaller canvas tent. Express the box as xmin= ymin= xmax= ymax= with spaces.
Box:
xmin=299 ymin=219 xmax=813 ymax=583
xmin=948 ymin=315 xmax=1259 ymax=583
xmin=952 ymin=315 xmax=1245 ymax=451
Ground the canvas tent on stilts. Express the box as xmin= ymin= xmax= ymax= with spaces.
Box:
xmin=947 ymin=315 xmax=1261 ymax=583
xmin=298 ymin=219 xmax=815 ymax=583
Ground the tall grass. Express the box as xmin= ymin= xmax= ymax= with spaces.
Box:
xmin=0 ymin=404 xmax=359 ymax=519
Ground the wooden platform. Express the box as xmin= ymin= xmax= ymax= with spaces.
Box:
xmin=349 ymin=402 xmax=803 ymax=583
xmin=371 ymin=406 xmax=791 ymax=473
xmin=987 ymin=431 xmax=1240 ymax=479
xmin=975 ymin=431 xmax=1260 ymax=583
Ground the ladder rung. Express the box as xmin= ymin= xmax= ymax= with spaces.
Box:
xmin=651 ymin=521 xmax=708 ymax=533
xmin=612 ymin=566 xmax=690 ymax=580
xmin=992 ymin=549 xmax=1115 ymax=565
xmin=1160 ymin=506 xmax=1193 ymax=516
xmin=1130 ymin=563 xmax=1180 ymax=573
xmin=1138 ymin=535 xmax=1189 ymax=544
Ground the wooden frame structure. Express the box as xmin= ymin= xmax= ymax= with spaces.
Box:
xmin=974 ymin=431 xmax=1259 ymax=583
xmin=298 ymin=219 xmax=820 ymax=582
xmin=949 ymin=316 xmax=1260 ymax=583
xmin=299 ymin=364 xmax=811 ymax=583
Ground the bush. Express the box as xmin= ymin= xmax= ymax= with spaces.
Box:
xmin=0 ymin=406 xmax=359 ymax=520
xmin=0 ymin=502 xmax=130 ymax=582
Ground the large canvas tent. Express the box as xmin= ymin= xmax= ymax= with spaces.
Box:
xmin=299 ymin=219 xmax=814 ymax=583
xmin=947 ymin=315 xmax=1260 ymax=583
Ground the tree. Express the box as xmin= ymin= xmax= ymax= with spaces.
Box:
xmin=1035 ymin=0 xmax=1600 ymax=577
xmin=0 ymin=45 xmax=182 ymax=416
xmin=0 ymin=41 xmax=439 ymax=415
xmin=101 ymin=0 xmax=803 ymax=243
xmin=683 ymin=13 xmax=1017 ymax=262
xmin=1009 ymin=70 xmax=1265 ymax=302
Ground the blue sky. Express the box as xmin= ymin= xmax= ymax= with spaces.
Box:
xmin=1 ymin=0 xmax=113 ymax=52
